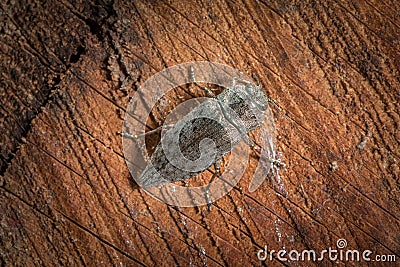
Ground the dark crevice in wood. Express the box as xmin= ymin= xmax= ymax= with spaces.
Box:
xmin=0 ymin=74 xmax=61 ymax=177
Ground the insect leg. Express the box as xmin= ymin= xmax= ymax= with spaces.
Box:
xmin=251 ymin=143 xmax=286 ymax=168
xmin=205 ymin=161 xmax=221 ymax=210
xmin=189 ymin=66 xmax=216 ymax=98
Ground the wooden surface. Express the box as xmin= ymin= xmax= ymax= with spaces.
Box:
xmin=1 ymin=0 xmax=399 ymax=266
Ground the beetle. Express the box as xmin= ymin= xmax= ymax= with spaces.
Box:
xmin=122 ymin=65 xmax=282 ymax=207
xmin=123 ymin=67 xmax=283 ymax=208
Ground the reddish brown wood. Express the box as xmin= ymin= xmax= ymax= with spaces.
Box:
xmin=1 ymin=0 xmax=399 ymax=266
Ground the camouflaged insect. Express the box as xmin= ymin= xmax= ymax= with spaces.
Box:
xmin=137 ymin=79 xmax=269 ymax=189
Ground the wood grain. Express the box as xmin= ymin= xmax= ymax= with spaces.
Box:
xmin=1 ymin=0 xmax=399 ymax=266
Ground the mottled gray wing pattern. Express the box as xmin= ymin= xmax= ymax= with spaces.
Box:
xmin=138 ymin=83 xmax=267 ymax=188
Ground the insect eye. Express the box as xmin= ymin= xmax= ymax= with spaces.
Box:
xmin=244 ymin=85 xmax=267 ymax=110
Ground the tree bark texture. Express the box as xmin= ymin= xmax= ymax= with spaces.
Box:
xmin=1 ymin=0 xmax=399 ymax=266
